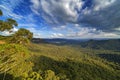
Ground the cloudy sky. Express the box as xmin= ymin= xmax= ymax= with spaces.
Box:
xmin=0 ymin=0 xmax=120 ymax=39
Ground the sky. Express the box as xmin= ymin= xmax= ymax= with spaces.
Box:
xmin=0 ymin=0 xmax=120 ymax=39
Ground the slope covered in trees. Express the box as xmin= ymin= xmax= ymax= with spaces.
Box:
xmin=0 ymin=43 xmax=120 ymax=80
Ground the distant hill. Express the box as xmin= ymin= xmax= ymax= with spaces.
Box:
xmin=31 ymin=38 xmax=45 ymax=43
xmin=32 ymin=38 xmax=120 ymax=51
xmin=32 ymin=38 xmax=89 ymax=44
xmin=79 ymin=39 xmax=120 ymax=51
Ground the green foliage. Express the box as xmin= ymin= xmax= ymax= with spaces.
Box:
xmin=6 ymin=18 xmax=18 ymax=27
xmin=0 ymin=9 xmax=32 ymax=45
xmin=57 ymin=73 xmax=69 ymax=80
xmin=0 ymin=21 xmax=13 ymax=31
xmin=29 ymin=43 xmax=120 ymax=80
xmin=15 ymin=28 xmax=33 ymax=40
xmin=10 ymin=28 xmax=33 ymax=44
xmin=0 ymin=43 xmax=120 ymax=80
xmin=0 ymin=18 xmax=18 ymax=32
xmin=10 ymin=36 xmax=30 ymax=45
xmin=0 ymin=9 xmax=18 ymax=32
xmin=0 ymin=10 xmax=3 ymax=16
xmin=0 ymin=44 xmax=33 ymax=78
xmin=21 ymin=72 xmax=43 ymax=80
xmin=20 ymin=70 xmax=60 ymax=80
xmin=43 ymin=70 xmax=60 ymax=80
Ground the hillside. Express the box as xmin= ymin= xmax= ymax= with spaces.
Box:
xmin=79 ymin=39 xmax=120 ymax=51
xmin=28 ymin=43 xmax=120 ymax=80
xmin=0 ymin=42 xmax=120 ymax=80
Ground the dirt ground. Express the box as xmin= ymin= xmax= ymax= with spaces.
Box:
xmin=0 ymin=40 xmax=5 ymax=44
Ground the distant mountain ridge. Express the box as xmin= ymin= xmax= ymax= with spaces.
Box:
xmin=32 ymin=38 xmax=89 ymax=44
xmin=80 ymin=39 xmax=120 ymax=51
xmin=32 ymin=38 xmax=120 ymax=51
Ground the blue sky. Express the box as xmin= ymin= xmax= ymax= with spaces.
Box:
xmin=0 ymin=0 xmax=120 ymax=39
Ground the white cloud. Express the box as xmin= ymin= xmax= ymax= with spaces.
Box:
xmin=52 ymin=25 xmax=66 ymax=30
xmin=0 ymin=5 xmax=23 ymax=19
xmin=30 ymin=0 xmax=120 ymax=33
xmin=0 ymin=0 xmax=119 ymax=39
xmin=26 ymin=27 xmax=44 ymax=38
xmin=31 ymin=0 xmax=84 ymax=24
xmin=30 ymin=0 xmax=40 ymax=15
xmin=61 ymin=26 xmax=119 ymax=39
xmin=50 ymin=23 xmax=120 ymax=38
xmin=0 ymin=31 xmax=11 ymax=36
xmin=26 ymin=27 xmax=38 ymax=33
xmin=0 ymin=0 xmax=24 ymax=19
xmin=11 ymin=27 xmax=18 ymax=32
xmin=34 ymin=33 xmax=41 ymax=38
xmin=50 ymin=33 xmax=64 ymax=38
xmin=93 ymin=0 xmax=116 ymax=11
xmin=31 ymin=0 xmax=40 ymax=9
xmin=19 ymin=23 xmax=37 ymax=27
xmin=0 ymin=27 xmax=18 ymax=36
xmin=66 ymin=31 xmax=119 ymax=39
xmin=115 ymin=27 xmax=120 ymax=31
